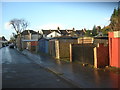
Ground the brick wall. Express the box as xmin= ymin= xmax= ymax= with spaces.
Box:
xmin=22 ymin=42 xmax=27 ymax=49
xmin=55 ymin=40 xmax=60 ymax=59
xmin=49 ymin=39 xmax=77 ymax=60
xmin=78 ymin=37 xmax=93 ymax=44
xmin=58 ymin=39 xmax=78 ymax=59
xmin=22 ymin=35 xmax=30 ymax=40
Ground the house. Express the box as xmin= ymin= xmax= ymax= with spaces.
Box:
xmin=49 ymin=36 xmax=78 ymax=60
xmin=41 ymin=29 xmax=83 ymax=38
xmin=46 ymin=31 xmax=61 ymax=38
xmin=41 ymin=30 xmax=52 ymax=37
xmin=59 ymin=29 xmax=83 ymax=37
xmin=41 ymin=30 xmax=60 ymax=38
xmin=59 ymin=30 xmax=72 ymax=36
xmin=108 ymin=31 xmax=120 ymax=68
xmin=16 ymin=30 xmax=42 ymax=51
xmin=0 ymin=37 xmax=2 ymax=48
xmin=0 ymin=36 xmax=8 ymax=48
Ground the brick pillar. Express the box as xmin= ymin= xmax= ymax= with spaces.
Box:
xmin=55 ymin=40 xmax=60 ymax=59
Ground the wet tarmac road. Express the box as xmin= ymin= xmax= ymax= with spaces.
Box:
xmin=22 ymin=49 xmax=120 ymax=88
xmin=2 ymin=47 xmax=77 ymax=88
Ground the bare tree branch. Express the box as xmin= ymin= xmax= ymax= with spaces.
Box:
xmin=9 ymin=18 xmax=29 ymax=34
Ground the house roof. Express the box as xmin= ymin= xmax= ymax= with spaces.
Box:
xmin=59 ymin=30 xmax=68 ymax=35
xmin=51 ymin=36 xmax=78 ymax=40
xmin=42 ymin=30 xmax=51 ymax=35
xmin=21 ymin=30 xmax=40 ymax=35
xmin=42 ymin=30 xmax=61 ymax=35
xmin=42 ymin=29 xmax=84 ymax=36
xmin=75 ymin=30 xmax=83 ymax=34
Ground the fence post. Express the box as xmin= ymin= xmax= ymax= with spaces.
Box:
xmin=94 ymin=47 xmax=97 ymax=68
xmin=70 ymin=44 xmax=72 ymax=62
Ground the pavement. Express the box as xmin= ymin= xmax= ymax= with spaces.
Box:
xmin=20 ymin=49 xmax=120 ymax=88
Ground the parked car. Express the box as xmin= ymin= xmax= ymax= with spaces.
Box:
xmin=9 ymin=44 xmax=14 ymax=48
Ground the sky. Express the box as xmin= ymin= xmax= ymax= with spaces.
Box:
xmin=1 ymin=1 xmax=119 ymax=40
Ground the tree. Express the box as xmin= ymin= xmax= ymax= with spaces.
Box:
xmin=92 ymin=25 xmax=97 ymax=36
xmin=101 ymin=25 xmax=110 ymax=36
xmin=9 ymin=18 xmax=28 ymax=34
xmin=9 ymin=18 xmax=29 ymax=50
xmin=109 ymin=7 xmax=120 ymax=31
xmin=84 ymin=30 xmax=92 ymax=37
xmin=96 ymin=26 xmax=101 ymax=31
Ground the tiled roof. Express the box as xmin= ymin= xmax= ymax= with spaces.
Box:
xmin=51 ymin=36 xmax=78 ymax=39
xmin=59 ymin=30 xmax=70 ymax=35
xmin=42 ymin=30 xmax=51 ymax=35
xmin=42 ymin=30 xmax=60 ymax=35
xmin=42 ymin=29 xmax=84 ymax=36
xmin=21 ymin=30 xmax=39 ymax=35
xmin=75 ymin=30 xmax=83 ymax=34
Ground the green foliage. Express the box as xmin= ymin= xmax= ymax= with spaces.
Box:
xmin=84 ymin=30 xmax=92 ymax=37
xmin=92 ymin=25 xmax=97 ymax=36
xmin=109 ymin=7 xmax=120 ymax=31
xmin=101 ymin=26 xmax=110 ymax=36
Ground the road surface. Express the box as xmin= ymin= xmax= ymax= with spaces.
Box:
xmin=2 ymin=47 xmax=77 ymax=88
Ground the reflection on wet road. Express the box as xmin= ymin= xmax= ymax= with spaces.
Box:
xmin=2 ymin=47 xmax=77 ymax=88
xmin=22 ymin=49 xmax=120 ymax=88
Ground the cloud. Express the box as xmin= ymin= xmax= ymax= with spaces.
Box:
xmin=4 ymin=22 xmax=12 ymax=30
